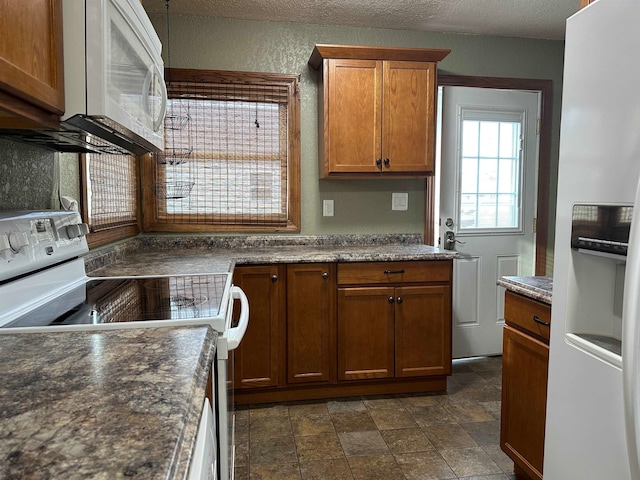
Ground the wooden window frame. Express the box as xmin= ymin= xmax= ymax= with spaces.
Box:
xmin=80 ymin=153 xmax=141 ymax=248
xmin=141 ymin=68 xmax=301 ymax=233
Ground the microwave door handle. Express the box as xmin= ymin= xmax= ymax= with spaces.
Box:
xmin=143 ymin=64 xmax=167 ymax=133
xmin=226 ymin=286 xmax=249 ymax=351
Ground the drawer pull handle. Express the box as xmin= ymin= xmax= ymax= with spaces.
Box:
xmin=384 ymin=269 xmax=405 ymax=275
xmin=533 ymin=315 xmax=550 ymax=327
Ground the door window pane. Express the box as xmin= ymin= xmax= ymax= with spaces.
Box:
xmin=458 ymin=112 xmax=522 ymax=231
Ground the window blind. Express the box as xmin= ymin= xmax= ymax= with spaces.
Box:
xmin=143 ymin=69 xmax=300 ymax=232
xmin=86 ymin=153 xmax=138 ymax=231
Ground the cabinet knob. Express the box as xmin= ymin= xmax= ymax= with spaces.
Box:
xmin=322 ymin=272 xmax=329 ymax=280
xmin=388 ymin=296 xmax=395 ymax=304
xmin=383 ymin=158 xmax=390 ymax=168
xmin=397 ymin=296 xmax=403 ymax=304
xmin=375 ymin=158 xmax=382 ymax=168
xmin=271 ymin=275 xmax=278 ymax=283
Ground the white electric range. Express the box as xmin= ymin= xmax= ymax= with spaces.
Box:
xmin=0 ymin=210 xmax=248 ymax=480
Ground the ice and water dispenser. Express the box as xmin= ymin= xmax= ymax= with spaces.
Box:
xmin=565 ymin=204 xmax=631 ymax=366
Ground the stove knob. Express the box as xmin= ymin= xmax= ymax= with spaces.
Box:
xmin=9 ymin=231 xmax=30 ymax=252
xmin=66 ymin=223 xmax=90 ymax=239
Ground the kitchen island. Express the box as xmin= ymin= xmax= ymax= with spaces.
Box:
xmin=0 ymin=326 xmax=216 ymax=480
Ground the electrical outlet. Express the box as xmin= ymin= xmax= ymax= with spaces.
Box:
xmin=392 ymin=193 xmax=408 ymax=211
xmin=323 ymin=199 xmax=334 ymax=217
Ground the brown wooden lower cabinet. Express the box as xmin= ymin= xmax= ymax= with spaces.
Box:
xmin=395 ymin=285 xmax=451 ymax=378
xmin=338 ymin=286 xmax=396 ymax=381
xmin=232 ymin=265 xmax=286 ymax=389
xmin=233 ymin=260 xmax=453 ymax=405
xmin=501 ymin=291 xmax=551 ymax=480
xmin=286 ymin=263 xmax=337 ymax=384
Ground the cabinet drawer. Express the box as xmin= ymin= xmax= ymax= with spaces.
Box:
xmin=504 ymin=291 xmax=551 ymax=342
xmin=337 ymin=260 xmax=451 ymax=285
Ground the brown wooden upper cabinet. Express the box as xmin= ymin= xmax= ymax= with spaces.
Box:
xmin=308 ymin=45 xmax=450 ymax=178
xmin=0 ymin=0 xmax=64 ymax=129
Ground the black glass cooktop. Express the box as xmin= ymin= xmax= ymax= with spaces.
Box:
xmin=3 ymin=274 xmax=229 ymax=328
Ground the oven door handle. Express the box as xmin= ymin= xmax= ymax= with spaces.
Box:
xmin=227 ymin=286 xmax=249 ymax=351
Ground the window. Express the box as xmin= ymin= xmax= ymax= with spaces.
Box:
xmin=142 ymin=68 xmax=301 ymax=232
xmin=457 ymin=109 xmax=524 ymax=232
xmin=82 ymin=153 xmax=139 ymax=248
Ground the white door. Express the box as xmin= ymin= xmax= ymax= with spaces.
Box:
xmin=438 ymin=86 xmax=540 ymax=358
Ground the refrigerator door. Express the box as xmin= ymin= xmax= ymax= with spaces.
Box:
xmin=623 ymin=180 xmax=640 ymax=480
xmin=545 ymin=0 xmax=640 ymax=478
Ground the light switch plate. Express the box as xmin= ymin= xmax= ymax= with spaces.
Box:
xmin=323 ymin=199 xmax=334 ymax=216
xmin=392 ymin=193 xmax=408 ymax=211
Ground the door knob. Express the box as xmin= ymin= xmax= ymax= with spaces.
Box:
xmin=443 ymin=230 xmax=466 ymax=250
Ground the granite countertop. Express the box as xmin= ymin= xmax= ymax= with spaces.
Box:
xmin=0 ymin=326 xmax=216 ymax=480
xmin=497 ymin=276 xmax=553 ymax=305
xmin=86 ymin=234 xmax=457 ymax=277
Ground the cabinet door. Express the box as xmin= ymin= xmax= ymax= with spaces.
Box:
xmin=337 ymin=286 xmax=395 ymax=381
xmin=0 ymin=0 xmax=64 ymax=127
xmin=395 ymin=285 xmax=451 ymax=377
xmin=382 ymin=61 xmax=436 ymax=174
xmin=287 ymin=264 xmax=336 ymax=384
xmin=325 ymin=59 xmax=382 ymax=174
xmin=232 ymin=265 xmax=286 ymax=389
xmin=501 ymin=325 xmax=549 ymax=480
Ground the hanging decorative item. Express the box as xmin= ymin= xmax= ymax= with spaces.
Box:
xmin=150 ymin=181 xmax=195 ymax=199
xmin=151 ymin=0 xmax=194 ymax=199
xmin=153 ymin=147 xmax=193 ymax=166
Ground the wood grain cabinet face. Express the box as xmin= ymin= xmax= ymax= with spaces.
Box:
xmin=338 ymin=286 xmax=396 ymax=381
xmin=0 ymin=0 xmax=64 ymax=128
xmin=501 ymin=292 xmax=551 ymax=480
xmin=337 ymin=261 xmax=452 ymax=382
xmin=232 ymin=265 xmax=286 ymax=390
xmin=395 ymin=285 xmax=451 ymax=377
xmin=321 ymin=58 xmax=436 ymax=177
xmin=287 ymin=263 xmax=337 ymax=385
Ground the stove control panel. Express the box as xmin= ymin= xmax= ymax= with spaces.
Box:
xmin=0 ymin=210 xmax=89 ymax=282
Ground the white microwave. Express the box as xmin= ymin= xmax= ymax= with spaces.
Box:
xmin=61 ymin=0 xmax=166 ymax=154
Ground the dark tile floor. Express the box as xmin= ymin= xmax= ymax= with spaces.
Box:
xmin=234 ymin=356 xmax=516 ymax=480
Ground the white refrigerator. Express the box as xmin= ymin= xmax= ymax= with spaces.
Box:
xmin=545 ymin=0 xmax=640 ymax=478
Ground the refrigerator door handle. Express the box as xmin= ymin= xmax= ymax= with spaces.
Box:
xmin=623 ymin=180 xmax=640 ymax=480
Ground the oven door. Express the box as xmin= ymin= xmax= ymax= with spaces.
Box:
xmin=215 ymin=285 xmax=248 ymax=480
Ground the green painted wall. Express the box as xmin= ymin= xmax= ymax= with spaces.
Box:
xmin=150 ymin=14 xmax=563 ymax=269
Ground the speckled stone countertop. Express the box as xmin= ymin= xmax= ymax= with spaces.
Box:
xmin=497 ymin=276 xmax=553 ymax=305
xmin=0 ymin=326 xmax=216 ymax=480
xmin=86 ymin=234 xmax=457 ymax=276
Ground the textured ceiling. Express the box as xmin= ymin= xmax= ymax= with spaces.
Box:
xmin=142 ymin=0 xmax=579 ymax=40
